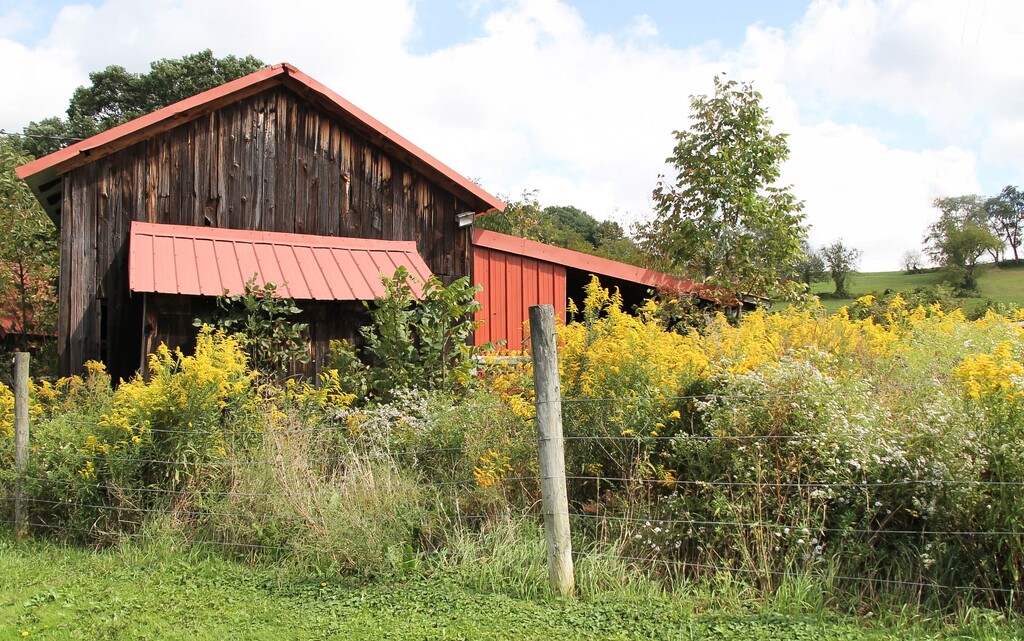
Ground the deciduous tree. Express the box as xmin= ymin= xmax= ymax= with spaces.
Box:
xmin=638 ymin=76 xmax=807 ymax=297
xmin=792 ymin=240 xmax=826 ymax=287
xmin=819 ymin=240 xmax=862 ymax=297
xmin=901 ymin=249 xmax=923 ymax=273
xmin=0 ymin=139 xmax=58 ymax=350
xmin=19 ymin=50 xmax=265 ymax=157
xmin=986 ymin=185 xmax=1024 ymax=262
xmin=925 ymin=195 xmax=1001 ymax=291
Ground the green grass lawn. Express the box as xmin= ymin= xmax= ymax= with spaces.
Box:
xmin=800 ymin=264 xmax=1024 ymax=314
xmin=1 ymin=537 xmax=1020 ymax=640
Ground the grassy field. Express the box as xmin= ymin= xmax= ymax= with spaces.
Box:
xmin=1 ymin=536 xmax=1021 ymax=641
xmin=803 ymin=263 xmax=1024 ymax=314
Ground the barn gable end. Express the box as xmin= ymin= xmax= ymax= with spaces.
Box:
xmin=18 ymin=64 xmax=503 ymax=381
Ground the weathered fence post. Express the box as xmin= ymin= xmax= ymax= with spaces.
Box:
xmin=14 ymin=352 xmax=30 ymax=540
xmin=529 ymin=304 xmax=574 ymax=597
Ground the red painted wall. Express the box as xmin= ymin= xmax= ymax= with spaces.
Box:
xmin=473 ymin=246 xmax=566 ymax=349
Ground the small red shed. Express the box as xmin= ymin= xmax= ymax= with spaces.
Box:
xmin=471 ymin=228 xmax=703 ymax=348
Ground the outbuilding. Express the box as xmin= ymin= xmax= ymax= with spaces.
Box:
xmin=18 ymin=63 xmax=705 ymax=380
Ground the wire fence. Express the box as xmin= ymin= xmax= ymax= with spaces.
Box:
xmin=4 ymin=392 xmax=1023 ymax=609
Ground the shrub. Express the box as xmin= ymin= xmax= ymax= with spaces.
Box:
xmin=359 ymin=267 xmax=487 ymax=401
xmin=197 ymin=277 xmax=309 ymax=380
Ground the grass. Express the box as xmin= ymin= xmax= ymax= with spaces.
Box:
xmin=799 ymin=263 xmax=1024 ymax=314
xmin=1 ymin=534 xmax=1022 ymax=640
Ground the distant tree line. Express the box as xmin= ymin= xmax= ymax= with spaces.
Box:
xmin=474 ymin=191 xmax=647 ymax=266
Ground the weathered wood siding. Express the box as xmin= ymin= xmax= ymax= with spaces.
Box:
xmin=58 ymin=87 xmax=475 ymax=380
xmin=142 ymin=294 xmax=364 ymax=380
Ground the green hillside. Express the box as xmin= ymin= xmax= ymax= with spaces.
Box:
xmin=801 ymin=263 xmax=1024 ymax=314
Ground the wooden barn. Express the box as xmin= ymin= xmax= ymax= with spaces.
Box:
xmin=18 ymin=62 xmax=708 ymax=380
xmin=17 ymin=63 xmax=502 ymax=381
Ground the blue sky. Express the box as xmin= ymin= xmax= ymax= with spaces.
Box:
xmin=2 ymin=0 xmax=1019 ymax=271
xmin=407 ymin=1 xmax=813 ymax=53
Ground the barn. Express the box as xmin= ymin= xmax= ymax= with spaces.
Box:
xmin=18 ymin=63 xmax=704 ymax=380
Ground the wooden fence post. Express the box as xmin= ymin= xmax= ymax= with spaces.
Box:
xmin=14 ymin=352 xmax=30 ymax=540
xmin=529 ymin=305 xmax=574 ymax=597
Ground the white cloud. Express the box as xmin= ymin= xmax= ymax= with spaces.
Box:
xmin=784 ymin=0 xmax=1024 ymax=155
xmin=0 ymin=39 xmax=83 ymax=131
xmin=2 ymin=0 xmax=1015 ymax=272
xmin=785 ymin=120 xmax=979 ymax=271
xmin=625 ymin=14 xmax=658 ymax=40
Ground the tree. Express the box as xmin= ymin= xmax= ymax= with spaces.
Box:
xmin=475 ymin=192 xmax=647 ymax=266
xmin=19 ymin=50 xmax=265 ymax=157
xmin=637 ymin=76 xmax=807 ymax=297
xmin=792 ymin=240 xmax=826 ymax=287
xmin=474 ymin=190 xmax=543 ymax=239
xmin=0 ymin=139 xmax=58 ymax=350
xmin=819 ymin=240 xmax=862 ymax=297
xmin=901 ymin=249 xmax=923 ymax=273
xmin=925 ymin=195 xmax=1002 ymax=291
xmin=986 ymin=185 xmax=1024 ymax=262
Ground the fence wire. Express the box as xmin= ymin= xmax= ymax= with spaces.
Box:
xmin=4 ymin=393 xmax=1023 ymax=606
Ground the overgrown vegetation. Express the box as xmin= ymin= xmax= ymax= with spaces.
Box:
xmin=2 ymin=273 xmax=1023 ymax=633
xmin=196 ymin=277 xmax=309 ymax=379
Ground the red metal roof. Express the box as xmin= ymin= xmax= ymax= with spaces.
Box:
xmin=129 ymin=221 xmax=432 ymax=300
xmin=471 ymin=228 xmax=704 ymax=294
xmin=18 ymin=63 xmax=504 ymax=222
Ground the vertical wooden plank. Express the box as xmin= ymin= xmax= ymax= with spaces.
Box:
xmin=278 ymin=90 xmax=295 ymax=233
xmin=204 ymin=111 xmax=221 ymax=226
xmin=326 ymin=121 xmax=341 ymax=237
xmin=294 ymin=99 xmax=310 ymax=235
xmin=553 ymin=265 xmax=567 ymax=323
xmin=252 ymin=95 xmax=267 ymax=231
xmin=95 ymin=160 xmax=110 ymax=299
xmin=522 ymin=256 xmax=540 ymax=310
xmin=192 ymin=116 xmax=207 ymax=224
xmin=157 ymin=134 xmax=172 ymax=223
xmin=505 ymin=252 xmax=523 ymax=348
xmin=489 ymin=251 xmax=507 ymax=348
xmin=538 ymin=261 xmax=554 ymax=308
xmin=144 ymin=137 xmax=158 ymax=222
xmin=318 ymin=117 xmax=331 ymax=236
xmin=263 ymin=91 xmax=278 ymax=231
xmin=178 ymin=125 xmax=195 ymax=225
xmin=57 ymin=178 xmax=73 ymax=375
xmin=472 ymin=247 xmax=491 ymax=345
xmin=339 ymin=128 xmax=352 ymax=236
xmin=225 ymin=102 xmax=242 ymax=229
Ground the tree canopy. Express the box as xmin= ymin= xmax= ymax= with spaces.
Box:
xmin=792 ymin=240 xmax=826 ymax=287
xmin=819 ymin=239 xmax=862 ymax=297
xmin=19 ymin=49 xmax=265 ymax=158
xmin=0 ymin=139 xmax=58 ymax=349
xmin=475 ymin=191 xmax=646 ymax=266
xmin=925 ymin=195 xmax=1002 ymax=291
xmin=986 ymin=185 xmax=1024 ymax=262
xmin=637 ymin=76 xmax=807 ymax=298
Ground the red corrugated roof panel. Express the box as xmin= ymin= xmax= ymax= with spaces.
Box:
xmin=129 ymin=221 xmax=431 ymax=300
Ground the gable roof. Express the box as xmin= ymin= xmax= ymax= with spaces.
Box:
xmin=472 ymin=228 xmax=706 ymax=295
xmin=17 ymin=63 xmax=504 ymax=224
xmin=129 ymin=221 xmax=432 ymax=301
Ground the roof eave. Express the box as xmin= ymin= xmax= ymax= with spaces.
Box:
xmin=16 ymin=62 xmax=504 ymax=221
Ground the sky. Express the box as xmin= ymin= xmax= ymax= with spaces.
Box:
xmin=1 ymin=0 xmax=1020 ymax=271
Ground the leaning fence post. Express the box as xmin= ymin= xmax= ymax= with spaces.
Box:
xmin=14 ymin=352 xmax=30 ymax=540
xmin=529 ymin=304 xmax=574 ymax=597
